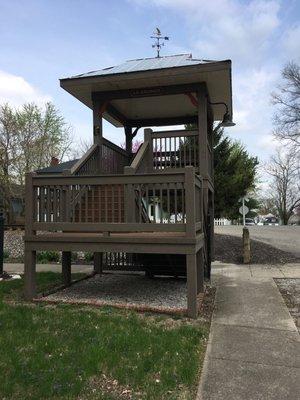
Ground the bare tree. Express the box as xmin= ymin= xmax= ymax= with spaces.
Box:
xmin=0 ymin=102 xmax=73 ymax=186
xmin=272 ymin=62 xmax=300 ymax=147
xmin=70 ymin=138 xmax=93 ymax=159
xmin=266 ymin=149 xmax=300 ymax=224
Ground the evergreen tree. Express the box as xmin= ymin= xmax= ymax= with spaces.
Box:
xmin=186 ymin=124 xmax=258 ymax=218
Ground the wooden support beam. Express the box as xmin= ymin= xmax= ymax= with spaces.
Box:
xmin=92 ymin=99 xmax=105 ymax=145
xmin=125 ymin=126 xmax=133 ymax=154
xmin=196 ymin=248 xmax=204 ymax=294
xmin=92 ymin=82 xmax=203 ymax=101
xmin=127 ymin=115 xmax=198 ymax=128
xmin=106 ymin=103 xmax=127 ymax=125
xmin=94 ymin=252 xmax=103 ymax=274
xmin=62 ymin=251 xmax=72 ymax=286
xmin=24 ymin=249 xmax=36 ymax=300
xmin=187 ymin=253 xmax=198 ymax=319
xmin=185 ymin=167 xmax=196 ymax=238
xmin=197 ymin=85 xmax=208 ymax=178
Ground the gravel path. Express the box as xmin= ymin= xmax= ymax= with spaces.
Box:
xmin=45 ymin=272 xmax=188 ymax=311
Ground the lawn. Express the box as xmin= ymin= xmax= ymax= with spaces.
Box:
xmin=0 ymin=273 xmax=209 ymax=400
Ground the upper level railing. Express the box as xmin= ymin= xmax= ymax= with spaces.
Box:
xmin=150 ymin=130 xmax=199 ymax=171
xmin=25 ymin=167 xmax=202 ymax=237
xmin=70 ymin=139 xmax=130 ymax=176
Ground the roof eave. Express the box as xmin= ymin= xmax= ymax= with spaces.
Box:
xmin=60 ymin=59 xmax=232 ymax=86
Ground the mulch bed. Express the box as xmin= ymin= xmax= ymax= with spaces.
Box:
xmin=214 ymin=233 xmax=300 ymax=265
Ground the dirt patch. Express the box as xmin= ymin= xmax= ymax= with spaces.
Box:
xmin=275 ymin=278 xmax=300 ymax=332
xmin=80 ymin=374 xmax=138 ymax=399
xmin=214 ymin=234 xmax=300 ymax=265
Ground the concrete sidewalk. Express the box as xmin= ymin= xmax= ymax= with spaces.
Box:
xmin=198 ymin=262 xmax=300 ymax=400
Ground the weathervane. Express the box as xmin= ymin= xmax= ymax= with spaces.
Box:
xmin=151 ymin=28 xmax=169 ymax=58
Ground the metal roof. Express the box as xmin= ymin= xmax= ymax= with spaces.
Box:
xmin=36 ymin=159 xmax=78 ymax=174
xmin=64 ymin=54 xmax=219 ymax=80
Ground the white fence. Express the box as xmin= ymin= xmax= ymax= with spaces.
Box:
xmin=214 ymin=218 xmax=232 ymax=226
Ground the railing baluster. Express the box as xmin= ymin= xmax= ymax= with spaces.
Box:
xmin=160 ymin=185 xmax=163 ymax=223
xmin=167 ymin=183 xmax=170 ymax=223
xmin=105 ymin=185 xmax=108 ymax=223
xmin=174 ymin=183 xmax=178 ymax=223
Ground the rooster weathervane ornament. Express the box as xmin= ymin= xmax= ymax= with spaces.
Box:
xmin=151 ymin=28 xmax=169 ymax=58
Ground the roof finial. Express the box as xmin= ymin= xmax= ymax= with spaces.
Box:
xmin=151 ymin=28 xmax=169 ymax=58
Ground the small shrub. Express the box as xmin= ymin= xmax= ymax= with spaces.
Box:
xmin=84 ymin=252 xmax=94 ymax=263
xmin=71 ymin=252 xmax=78 ymax=262
xmin=37 ymin=251 xmax=60 ymax=264
xmin=3 ymin=250 xmax=10 ymax=260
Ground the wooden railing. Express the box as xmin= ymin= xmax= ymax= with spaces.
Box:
xmin=26 ymin=167 xmax=202 ymax=237
xmin=151 ymin=130 xmax=199 ymax=170
xmin=71 ymin=144 xmax=100 ymax=175
xmin=101 ymin=138 xmax=130 ymax=174
xmin=69 ymin=139 xmax=130 ymax=176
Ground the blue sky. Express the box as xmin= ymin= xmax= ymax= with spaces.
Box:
xmin=1 ymin=0 xmax=300 ymax=177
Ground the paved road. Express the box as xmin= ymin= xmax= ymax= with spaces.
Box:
xmin=198 ymin=262 xmax=300 ymax=400
xmin=215 ymin=225 xmax=300 ymax=257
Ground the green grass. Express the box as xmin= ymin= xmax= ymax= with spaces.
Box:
xmin=0 ymin=273 xmax=209 ymax=400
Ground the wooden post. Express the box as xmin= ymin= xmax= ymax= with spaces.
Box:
xmin=94 ymin=252 xmax=103 ymax=274
xmin=197 ymin=85 xmax=208 ymax=178
xmin=185 ymin=166 xmax=196 ymax=238
xmin=125 ymin=126 xmax=133 ymax=154
xmin=62 ymin=251 xmax=72 ymax=286
xmin=196 ymin=248 xmax=204 ymax=294
xmin=93 ymin=100 xmax=104 ymax=265
xmin=24 ymin=249 xmax=36 ymax=300
xmin=144 ymin=128 xmax=153 ymax=172
xmin=187 ymin=253 xmax=198 ymax=318
xmin=24 ymin=172 xmax=37 ymax=300
xmin=93 ymin=99 xmax=104 ymax=145
xmin=243 ymin=227 xmax=251 ymax=264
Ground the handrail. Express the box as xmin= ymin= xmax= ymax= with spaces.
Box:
xmin=127 ymin=141 xmax=149 ymax=173
xmin=70 ymin=144 xmax=99 ymax=175
xmin=32 ymin=171 xmax=186 ymax=185
xmin=151 ymin=130 xmax=198 ymax=138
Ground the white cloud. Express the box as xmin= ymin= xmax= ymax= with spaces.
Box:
xmin=133 ymin=0 xmax=281 ymax=66
xmin=0 ymin=70 xmax=51 ymax=107
xmin=282 ymin=24 xmax=300 ymax=62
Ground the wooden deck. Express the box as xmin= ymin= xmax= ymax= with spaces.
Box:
xmin=24 ymin=128 xmax=211 ymax=318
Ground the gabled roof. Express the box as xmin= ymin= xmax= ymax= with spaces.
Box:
xmin=36 ymin=159 xmax=79 ymax=174
xmin=64 ymin=54 xmax=220 ymax=80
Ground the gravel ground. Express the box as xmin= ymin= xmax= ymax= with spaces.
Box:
xmin=45 ymin=272 xmax=188 ymax=311
xmin=4 ymin=230 xmax=24 ymax=259
xmin=214 ymin=234 xmax=300 ymax=265
xmin=275 ymin=278 xmax=300 ymax=332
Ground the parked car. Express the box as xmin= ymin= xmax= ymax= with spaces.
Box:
xmin=263 ymin=217 xmax=279 ymax=225
xmin=245 ymin=218 xmax=255 ymax=226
